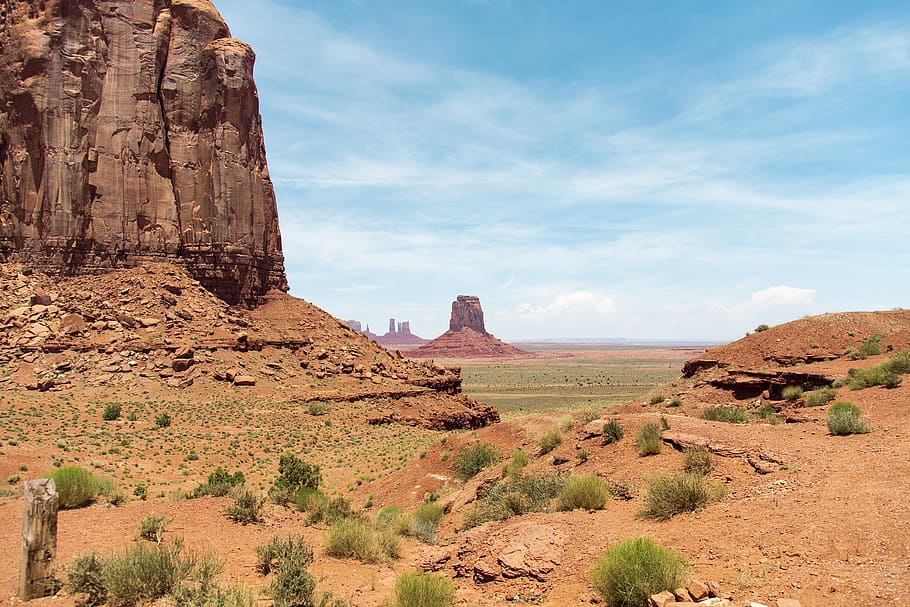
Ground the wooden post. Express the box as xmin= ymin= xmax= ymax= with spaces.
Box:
xmin=18 ymin=478 xmax=59 ymax=601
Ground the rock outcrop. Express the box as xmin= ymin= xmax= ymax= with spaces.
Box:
xmin=0 ymin=0 xmax=287 ymax=305
xmin=411 ymin=295 xmax=528 ymax=358
xmin=375 ymin=318 xmax=427 ymax=347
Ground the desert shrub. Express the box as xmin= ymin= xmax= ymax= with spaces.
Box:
xmin=102 ymin=540 xmax=194 ymax=605
xmin=826 ymin=401 xmax=872 ymax=435
xmin=502 ymin=448 xmax=529 ymax=479
xmin=268 ymin=483 xmax=296 ymax=506
xmin=538 ymin=429 xmax=562 ymax=454
xmin=682 ymin=446 xmax=713 ymax=475
xmin=306 ymin=402 xmax=329 ymax=416
xmin=781 ymin=385 xmax=803 ymax=401
xmin=155 ymin=413 xmax=172 ymax=428
xmin=47 ymin=466 xmax=114 ymax=509
xmin=603 ymin=419 xmax=624 ymax=444
xmin=68 ymin=552 xmax=108 ymax=607
xmin=668 ymin=396 xmax=683 ymax=407
xmin=557 ymin=475 xmax=610 ymax=511
xmin=414 ymin=503 xmax=444 ymax=526
xmin=636 ymin=422 xmax=662 ymax=456
xmin=660 ymin=416 xmax=671 ymax=431
xmin=589 ymin=537 xmax=688 ymax=607
xmin=376 ymin=506 xmax=410 ymax=533
xmin=225 ymin=487 xmax=265 ymax=524
xmin=324 ymin=517 xmax=399 ymax=563
xmin=461 ymin=473 xmax=564 ymax=529
xmin=451 ymin=443 xmax=499 ymax=480
xmin=649 ymin=394 xmax=666 ymax=405
xmin=138 ymin=515 xmax=167 ymax=544
xmin=700 ymin=405 xmax=751 ymax=424
xmin=850 ymin=334 xmax=884 ymax=360
xmin=275 ymin=454 xmax=321 ymax=492
xmin=754 ymin=324 xmax=770 ymax=333
xmin=193 ymin=467 xmax=245 ymax=498
xmin=805 ymin=386 xmax=837 ymax=407
xmin=256 ymin=535 xmax=313 ymax=576
xmin=642 ymin=472 xmax=725 ymax=520
xmin=848 ymin=350 xmax=910 ymax=390
xmin=389 ymin=571 xmax=456 ymax=607
xmin=306 ymin=495 xmax=356 ymax=526
xmin=102 ymin=403 xmax=121 ymax=421
xmin=580 ymin=408 xmax=600 ymax=424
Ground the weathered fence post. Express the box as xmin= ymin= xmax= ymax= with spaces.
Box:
xmin=18 ymin=478 xmax=59 ymax=601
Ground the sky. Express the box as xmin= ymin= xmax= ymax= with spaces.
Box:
xmin=215 ymin=0 xmax=910 ymax=342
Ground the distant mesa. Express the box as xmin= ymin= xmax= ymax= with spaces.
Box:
xmin=410 ymin=295 xmax=527 ymax=359
xmin=347 ymin=318 xmax=427 ymax=347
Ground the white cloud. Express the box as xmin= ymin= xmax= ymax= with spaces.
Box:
xmin=496 ymin=291 xmax=616 ymax=323
xmin=750 ymin=285 xmax=816 ymax=309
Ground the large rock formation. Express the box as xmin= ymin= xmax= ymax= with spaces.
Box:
xmin=0 ymin=0 xmax=287 ymax=305
xmin=411 ymin=295 xmax=528 ymax=358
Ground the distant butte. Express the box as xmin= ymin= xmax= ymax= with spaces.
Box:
xmin=409 ymin=295 xmax=528 ymax=358
xmin=347 ymin=318 xmax=428 ymax=347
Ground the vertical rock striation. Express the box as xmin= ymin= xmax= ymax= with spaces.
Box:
xmin=0 ymin=0 xmax=287 ymax=305
xmin=450 ymin=295 xmax=485 ymax=332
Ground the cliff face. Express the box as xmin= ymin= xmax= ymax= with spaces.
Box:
xmin=0 ymin=0 xmax=287 ymax=305
xmin=450 ymin=295 xmax=485 ymax=332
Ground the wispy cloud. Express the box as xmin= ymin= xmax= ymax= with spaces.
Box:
xmin=750 ymin=286 xmax=817 ymax=309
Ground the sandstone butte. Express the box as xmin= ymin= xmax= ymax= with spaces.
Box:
xmin=410 ymin=295 xmax=528 ymax=358
xmin=0 ymin=0 xmax=286 ymax=306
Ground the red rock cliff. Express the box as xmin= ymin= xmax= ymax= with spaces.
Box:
xmin=0 ymin=0 xmax=287 ymax=305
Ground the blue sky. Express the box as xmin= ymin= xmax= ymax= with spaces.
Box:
xmin=216 ymin=0 xmax=909 ymax=341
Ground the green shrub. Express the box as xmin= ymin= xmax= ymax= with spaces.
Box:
xmin=324 ymin=517 xmax=399 ymax=563
xmin=827 ymin=401 xmax=872 ymax=435
xmin=700 ymin=405 xmax=751 ymax=424
xmin=193 ymin=467 xmax=246 ymax=498
xmin=649 ymin=395 xmax=666 ymax=405
xmin=502 ymin=448 xmax=529 ymax=479
xmin=139 ymin=515 xmax=167 ymax=544
xmin=102 ymin=540 xmax=194 ymax=605
xmin=668 ymin=396 xmax=683 ymax=407
xmin=256 ymin=535 xmax=313 ymax=576
xmin=557 ymin=475 xmax=610 ymax=511
xmin=462 ymin=473 xmax=565 ymax=529
xmin=414 ymin=503 xmax=444 ymax=526
xmin=67 ymin=552 xmax=108 ymax=607
xmin=102 ymin=403 xmax=122 ymax=421
xmin=47 ymin=466 xmax=114 ymax=509
xmin=848 ymin=350 xmax=910 ymax=390
xmin=390 ymin=571 xmax=456 ymax=607
xmin=225 ymin=487 xmax=265 ymax=524
xmin=602 ymin=419 xmax=624 ymax=444
xmin=642 ymin=472 xmax=725 ymax=520
xmin=781 ymin=386 xmax=803 ymax=401
xmin=754 ymin=324 xmax=770 ymax=333
xmin=306 ymin=495 xmax=355 ymax=526
xmin=274 ymin=454 xmax=321 ymax=492
xmin=850 ymin=334 xmax=884 ymax=360
xmin=451 ymin=443 xmax=499 ymax=480
xmin=636 ymin=422 xmax=662 ymax=456
xmin=589 ymin=537 xmax=688 ymax=607
xmin=682 ymin=446 xmax=713 ymax=475
xmin=805 ymin=386 xmax=837 ymax=407
xmin=538 ymin=429 xmax=562 ymax=455
xmin=155 ymin=413 xmax=172 ymax=428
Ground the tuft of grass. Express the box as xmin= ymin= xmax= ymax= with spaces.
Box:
xmin=256 ymin=535 xmax=313 ymax=576
xmin=324 ymin=517 xmax=399 ymax=563
xmin=589 ymin=537 xmax=689 ymax=607
xmin=635 ymin=422 xmax=662 ymax=456
xmin=557 ymin=475 xmax=610 ymax=511
xmin=138 ymin=515 xmax=167 ymax=544
xmin=668 ymin=396 xmax=683 ymax=407
xmin=67 ymin=552 xmax=108 ymax=607
xmin=642 ymin=472 xmax=725 ymax=520
xmin=225 ymin=487 xmax=265 ymax=524
xmin=101 ymin=540 xmax=200 ymax=605
xmin=390 ymin=571 xmax=456 ymax=607
xmin=502 ymin=448 xmax=529 ymax=479
xmin=850 ymin=334 xmax=884 ymax=360
xmin=46 ymin=466 xmax=114 ymax=509
xmin=754 ymin=324 xmax=770 ymax=333
xmin=781 ymin=386 xmax=804 ymax=401
xmin=451 ymin=443 xmax=499 ymax=481
xmin=826 ymin=401 xmax=872 ymax=435
xmin=682 ymin=445 xmax=713 ymax=476
xmin=649 ymin=395 xmax=666 ymax=405
xmin=805 ymin=386 xmax=837 ymax=408
xmin=538 ymin=429 xmax=563 ymax=455
xmin=700 ymin=405 xmax=751 ymax=424
xmin=602 ymin=419 xmax=624 ymax=444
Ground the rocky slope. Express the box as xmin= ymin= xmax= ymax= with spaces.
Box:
xmin=0 ymin=0 xmax=286 ymax=305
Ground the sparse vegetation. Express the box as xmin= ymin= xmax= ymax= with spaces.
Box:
xmin=602 ymin=419 xmax=624 ymax=444
xmin=754 ymin=324 xmax=770 ymax=333
xmin=46 ymin=466 xmax=114 ymax=509
xmin=192 ymin=467 xmax=245 ymax=498
xmin=538 ymin=429 xmax=562 ymax=454
xmin=589 ymin=537 xmax=689 ymax=607
xmin=138 ymin=515 xmax=167 ymax=544
xmin=102 ymin=403 xmax=122 ymax=421
xmin=848 ymin=351 xmax=910 ymax=390
xmin=389 ymin=572 xmax=456 ymax=607
xmin=557 ymin=474 xmax=610 ymax=511
xmin=682 ymin=445 xmax=713 ymax=475
xmin=668 ymin=396 xmax=683 ymax=407
xmin=642 ymin=472 xmax=725 ymax=520
xmin=255 ymin=536 xmax=344 ymax=607
xmin=649 ymin=394 xmax=666 ymax=405
xmin=225 ymin=487 xmax=265 ymax=524
xmin=827 ymin=401 xmax=872 ymax=435
xmin=781 ymin=385 xmax=804 ymax=401
xmin=805 ymin=386 xmax=837 ymax=407
xmin=324 ymin=517 xmax=399 ymax=563
xmin=502 ymin=448 xmax=529 ymax=479
xmin=451 ymin=443 xmax=499 ymax=480
xmin=635 ymin=422 xmax=662 ymax=456
xmin=850 ymin=334 xmax=884 ymax=360
xmin=274 ymin=453 xmax=322 ymax=493
xmin=462 ymin=473 xmax=565 ymax=529
xmin=700 ymin=405 xmax=751 ymax=424
xmin=154 ymin=413 xmax=172 ymax=428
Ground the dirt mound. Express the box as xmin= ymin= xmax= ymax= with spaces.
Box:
xmin=0 ymin=261 xmax=498 ymax=430
xmin=409 ymin=327 xmax=529 ymax=359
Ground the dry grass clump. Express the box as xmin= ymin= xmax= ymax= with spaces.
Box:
xmin=557 ymin=475 xmax=610 ymax=511
xmin=324 ymin=517 xmax=400 ymax=563
xmin=46 ymin=466 xmax=115 ymax=509
xmin=636 ymin=422 xmax=662 ymax=456
xmin=589 ymin=537 xmax=688 ymax=607
xmin=682 ymin=445 xmax=713 ymax=475
xmin=389 ymin=571 xmax=456 ymax=607
xmin=642 ymin=472 xmax=725 ymax=520
xmin=700 ymin=405 xmax=751 ymax=424
xmin=826 ymin=401 xmax=872 ymax=435
xmin=451 ymin=443 xmax=499 ymax=480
